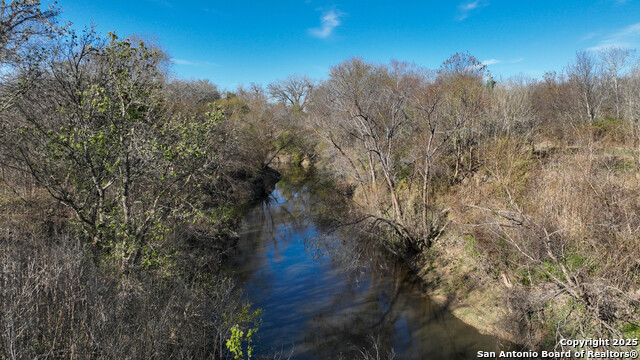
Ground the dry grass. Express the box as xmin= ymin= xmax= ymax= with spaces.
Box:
xmin=433 ymin=126 xmax=640 ymax=349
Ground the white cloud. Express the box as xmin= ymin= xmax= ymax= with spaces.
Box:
xmin=172 ymin=58 xmax=218 ymax=67
xmin=482 ymin=59 xmax=500 ymax=65
xmin=462 ymin=1 xmax=481 ymax=10
xmin=309 ymin=9 xmax=343 ymax=38
xmin=457 ymin=1 xmax=488 ymax=21
xmin=617 ymin=22 xmax=640 ymax=37
xmin=481 ymin=58 xmax=524 ymax=66
xmin=587 ymin=22 xmax=640 ymax=51
xmin=172 ymin=58 xmax=194 ymax=65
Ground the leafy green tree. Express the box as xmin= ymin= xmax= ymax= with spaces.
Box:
xmin=3 ymin=31 xmax=225 ymax=270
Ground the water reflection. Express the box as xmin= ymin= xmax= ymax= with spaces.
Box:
xmin=229 ymin=172 xmax=501 ymax=359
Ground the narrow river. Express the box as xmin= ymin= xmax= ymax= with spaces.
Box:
xmin=229 ymin=171 xmax=501 ymax=359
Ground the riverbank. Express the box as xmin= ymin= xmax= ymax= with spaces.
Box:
xmin=269 ymin=164 xmax=516 ymax=347
xmin=401 ymin=136 xmax=640 ymax=351
xmin=272 ymin=161 xmax=515 ymax=344
xmin=301 ymin=132 xmax=640 ymax=352
xmin=406 ymin=238 xmax=514 ymax=344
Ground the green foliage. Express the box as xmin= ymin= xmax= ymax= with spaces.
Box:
xmin=517 ymin=267 xmax=532 ymax=286
xmin=226 ymin=325 xmax=245 ymax=359
xmin=216 ymin=96 xmax=250 ymax=119
xmin=10 ymin=31 xmax=229 ymax=271
xmin=225 ymin=306 xmax=262 ymax=360
xmin=622 ymin=323 xmax=640 ymax=339
xmin=516 ymin=259 xmax=568 ymax=286
xmin=293 ymin=153 xmax=303 ymax=166
xmin=541 ymin=300 xmax=587 ymax=349
xmin=463 ymin=234 xmax=480 ymax=258
xmin=591 ymin=116 xmax=627 ymax=142
xmin=274 ymin=131 xmax=295 ymax=153
xmin=274 ymin=130 xmax=310 ymax=167
xmin=593 ymin=116 xmax=624 ymax=129
xmin=566 ymin=252 xmax=587 ymax=270
xmin=541 ymin=259 xmax=565 ymax=282
xmin=226 ymin=325 xmax=259 ymax=360
xmin=607 ymin=156 xmax=636 ymax=174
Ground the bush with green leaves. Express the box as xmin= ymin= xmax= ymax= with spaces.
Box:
xmin=2 ymin=31 xmax=228 ymax=271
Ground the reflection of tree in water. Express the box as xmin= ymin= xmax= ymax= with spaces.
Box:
xmin=292 ymin=211 xmax=401 ymax=357
xmin=294 ymin=238 xmax=414 ymax=357
xmin=296 ymin=174 xmax=499 ymax=358
xmin=229 ymin=183 xmax=309 ymax=285
xmin=293 ymin=248 xmax=493 ymax=359
xmin=294 ymin=267 xmax=400 ymax=359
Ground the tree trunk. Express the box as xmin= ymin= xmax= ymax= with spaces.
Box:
xmin=422 ymin=155 xmax=431 ymax=236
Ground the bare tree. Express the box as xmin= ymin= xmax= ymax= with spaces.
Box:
xmin=267 ymin=74 xmax=314 ymax=112
xmin=623 ymin=67 xmax=640 ymax=164
xmin=323 ymin=59 xmax=411 ymax=222
xmin=567 ymin=50 xmax=605 ymax=122
xmin=164 ymin=78 xmax=220 ymax=116
xmin=0 ymin=0 xmax=62 ymax=111
xmin=599 ymin=47 xmax=635 ymax=118
xmin=531 ymin=71 xmax=579 ymax=127
xmin=437 ymin=52 xmax=490 ymax=180
xmin=413 ymin=78 xmax=452 ymax=244
xmin=310 ymin=59 xmax=420 ymax=245
xmin=490 ymin=77 xmax=538 ymax=140
xmin=0 ymin=0 xmax=60 ymax=62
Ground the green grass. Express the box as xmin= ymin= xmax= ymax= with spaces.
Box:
xmin=622 ymin=323 xmax=640 ymax=339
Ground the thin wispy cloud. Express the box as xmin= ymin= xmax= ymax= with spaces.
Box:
xmin=462 ymin=1 xmax=482 ymax=10
xmin=171 ymin=58 xmax=218 ymax=67
xmin=172 ymin=58 xmax=194 ymax=65
xmin=587 ymin=22 xmax=640 ymax=50
xmin=481 ymin=58 xmax=524 ymax=66
xmin=617 ymin=22 xmax=640 ymax=37
xmin=457 ymin=0 xmax=488 ymax=21
xmin=482 ymin=59 xmax=500 ymax=65
xmin=309 ymin=9 xmax=344 ymax=39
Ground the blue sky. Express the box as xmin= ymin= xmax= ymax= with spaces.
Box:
xmin=55 ymin=0 xmax=640 ymax=90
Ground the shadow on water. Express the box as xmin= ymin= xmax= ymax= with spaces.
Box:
xmin=228 ymin=169 xmax=505 ymax=359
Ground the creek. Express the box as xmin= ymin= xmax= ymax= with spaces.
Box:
xmin=229 ymin=170 xmax=501 ymax=359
